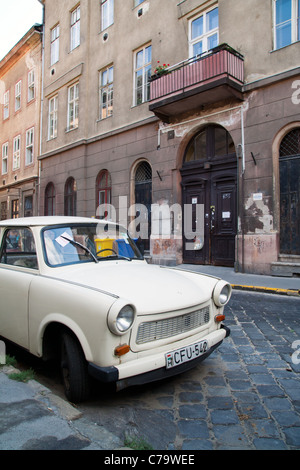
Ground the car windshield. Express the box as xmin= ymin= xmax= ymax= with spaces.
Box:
xmin=42 ymin=223 xmax=143 ymax=267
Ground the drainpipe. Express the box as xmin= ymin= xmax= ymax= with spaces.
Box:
xmin=240 ymin=106 xmax=245 ymax=273
xmin=236 ymin=107 xmax=246 ymax=272
xmin=37 ymin=0 xmax=45 ymax=216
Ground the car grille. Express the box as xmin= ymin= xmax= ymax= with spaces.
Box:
xmin=136 ymin=306 xmax=210 ymax=344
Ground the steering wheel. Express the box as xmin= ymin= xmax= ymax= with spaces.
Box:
xmin=96 ymin=248 xmax=118 ymax=256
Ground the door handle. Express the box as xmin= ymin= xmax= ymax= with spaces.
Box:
xmin=210 ymin=205 xmax=215 ymax=231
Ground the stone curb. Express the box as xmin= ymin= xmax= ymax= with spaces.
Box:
xmin=231 ymin=284 xmax=300 ymax=296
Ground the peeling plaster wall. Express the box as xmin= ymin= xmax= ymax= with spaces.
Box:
xmin=244 ymin=195 xmax=273 ymax=234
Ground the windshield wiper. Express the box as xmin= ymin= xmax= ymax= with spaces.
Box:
xmin=95 ymin=247 xmax=132 ymax=262
xmin=61 ymin=236 xmax=98 ymax=263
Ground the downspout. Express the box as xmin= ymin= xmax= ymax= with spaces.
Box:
xmin=236 ymin=107 xmax=245 ymax=272
xmin=37 ymin=0 xmax=45 ymax=216
xmin=240 ymin=106 xmax=245 ymax=273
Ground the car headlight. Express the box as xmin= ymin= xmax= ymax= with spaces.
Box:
xmin=116 ymin=305 xmax=135 ymax=332
xmin=108 ymin=302 xmax=135 ymax=336
xmin=213 ymin=280 xmax=232 ymax=307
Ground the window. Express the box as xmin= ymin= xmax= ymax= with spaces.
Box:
xmin=28 ymin=70 xmax=35 ymax=102
xmin=71 ymin=5 xmax=80 ymax=50
xmin=274 ymin=0 xmax=300 ymax=49
xmin=183 ymin=125 xmax=235 ymax=164
xmin=189 ymin=6 xmax=219 ymax=57
xmin=45 ymin=182 xmax=55 ymax=215
xmin=101 ymin=0 xmax=114 ymax=30
xmin=134 ymin=0 xmax=144 ymax=6
xmin=96 ymin=170 xmax=111 ymax=209
xmin=134 ymin=161 xmax=152 ymax=252
xmin=15 ymin=81 xmax=21 ymax=112
xmin=134 ymin=44 xmax=152 ymax=105
xmin=2 ymin=143 xmax=8 ymax=175
xmin=99 ymin=65 xmax=113 ymax=119
xmin=280 ymin=128 xmax=300 ymax=155
xmin=48 ymin=95 xmax=58 ymax=139
xmin=13 ymin=136 xmax=20 ymax=170
xmin=25 ymin=128 xmax=34 ymax=165
xmin=3 ymin=91 xmax=9 ymax=120
xmin=0 ymin=227 xmax=37 ymax=268
xmin=64 ymin=177 xmax=77 ymax=216
xmin=51 ymin=24 xmax=60 ymax=65
xmin=11 ymin=200 xmax=19 ymax=218
xmin=1 ymin=202 xmax=7 ymax=220
xmin=24 ymin=196 xmax=33 ymax=217
xmin=67 ymin=83 xmax=79 ymax=130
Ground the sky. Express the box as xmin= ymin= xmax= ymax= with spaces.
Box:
xmin=0 ymin=0 xmax=43 ymax=61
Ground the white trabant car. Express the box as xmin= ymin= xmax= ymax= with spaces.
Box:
xmin=0 ymin=216 xmax=231 ymax=402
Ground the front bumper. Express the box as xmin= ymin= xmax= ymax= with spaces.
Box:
xmin=88 ymin=324 xmax=230 ymax=391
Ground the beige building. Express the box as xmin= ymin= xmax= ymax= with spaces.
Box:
xmin=0 ymin=25 xmax=43 ymax=219
xmin=38 ymin=0 xmax=300 ymax=275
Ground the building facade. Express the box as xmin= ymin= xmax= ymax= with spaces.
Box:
xmin=0 ymin=25 xmax=43 ymax=220
xmin=38 ymin=0 xmax=300 ymax=275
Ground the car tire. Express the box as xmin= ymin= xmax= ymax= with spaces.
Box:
xmin=60 ymin=331 xmax=91 ymax=403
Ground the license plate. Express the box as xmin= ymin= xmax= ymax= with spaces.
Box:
xmin=165 ymin=340 xmax=209 ymax=369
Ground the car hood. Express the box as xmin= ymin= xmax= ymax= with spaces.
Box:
xmin=48 ymin=262 xmax=219 ymax=314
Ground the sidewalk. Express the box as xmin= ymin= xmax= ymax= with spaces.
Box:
xmin=0 ymin=366 xmax=125 ymax=450
xmin=178 ymin=264 xmax=300 ymax=296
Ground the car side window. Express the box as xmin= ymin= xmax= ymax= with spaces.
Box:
xmin=0 ymin=227 xmax=38 ymax=269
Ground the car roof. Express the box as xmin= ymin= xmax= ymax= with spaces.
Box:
xmin=0 ymin=216 xmax=117 ymax=227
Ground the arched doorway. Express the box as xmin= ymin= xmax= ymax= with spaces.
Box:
xmin=134 ymin=161 xmax=152 ymax=252
xmin=279 ymin=128 xmax=300 ymax=255
xmin=45 ymin=182 xmax=56 ymax=216
xmin=180 ymin=124 xmax=237 ymax=266
xmin=64 ymin=177 xmax=77 ymax=216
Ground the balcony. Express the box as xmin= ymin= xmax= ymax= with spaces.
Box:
xmin=149 ymin=44 xmax=244 ymax=122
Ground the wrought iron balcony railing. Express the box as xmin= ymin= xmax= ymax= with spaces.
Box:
xmin=149 ymin=44 xmax=244 ymax=122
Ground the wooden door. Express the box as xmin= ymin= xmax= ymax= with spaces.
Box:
xmin=280 ymin=155 xmax=300 ymax=254
xmin=182 ymin=173 xmax=236 ymax=266
xmin=210 ymin=176 xmax=237 ymax=266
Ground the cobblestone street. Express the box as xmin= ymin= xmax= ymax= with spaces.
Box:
xmin=1 ymin=290 xmax=300 ymax=450
xmin=77 ymin=290 xmax=300 ymax=450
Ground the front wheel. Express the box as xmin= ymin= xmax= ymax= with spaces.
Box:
xmin=60 ymin=332 xmax=91 ymax=403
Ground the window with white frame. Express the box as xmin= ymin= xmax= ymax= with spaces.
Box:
xmin=273 ymin=0 xmax=300 ymax=49
xmin=71 ymin=5 xmax=80 ymax=50
xmin=51 ymin=24 xmax=60 ymax=65
xmin=28 ymin=70 xmax=35 ymax=102
xmin=99 ymin=65 xmax=113 ymax=119
xmin=134 ymin=44 xmax=152 ymax=106
xmin=26 ymin=128 xmax=34 ymax=165
xmin=3 ymin=91 xmax=9 ymax=120
xmin=48 ymin=95 xmax=58 ymax=139
xmin=15 ymin=81 xmax=21 ymax=112
xmin=101 ymin=0 xmax=114 ymax=30
xmin=67 ymin=83 xmax=79 ymax=130
xmin=2 ymin=142 xmax=8 ymax=175
xmin=13 ymin=135 xmax=21 ymax=170
xmin=189 ymin=6 xmax=219 ymax=57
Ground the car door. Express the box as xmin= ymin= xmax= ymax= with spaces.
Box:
xmin=0 ymin=227 xmax=38 ymax=349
